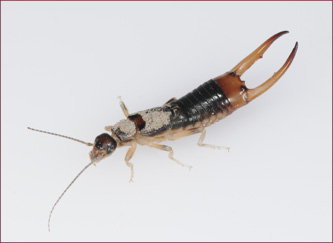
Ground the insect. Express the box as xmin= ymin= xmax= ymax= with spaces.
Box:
xmin=29 ymin=31 xmax=298 ymax=231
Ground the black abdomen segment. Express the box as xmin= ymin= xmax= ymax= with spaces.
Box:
xmin=168 ymin=80 xmax=231 ymax=129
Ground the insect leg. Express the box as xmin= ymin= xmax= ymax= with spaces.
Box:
xmin=118 ymin=96 xmax=130 ymax=117
xmin=198 ymin=128 xmax=230 ymax=152
xmin=125 ymin=143 xmax=137 ymax=183
xmin=164 ymin=97 xmax=177 ymax=105
xmin=148 ymin=143 xmax=192 ymax=170
xmin=105 ymin=126 xmax=112 ymax=132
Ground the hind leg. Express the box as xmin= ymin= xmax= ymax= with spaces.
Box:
xmin=148 ymin=143 xmax=192 ymax=170
xmin=125 ymin=143 xmax=137 ymax=183
xmin=198 ymin=128 xmax=230 ymax=152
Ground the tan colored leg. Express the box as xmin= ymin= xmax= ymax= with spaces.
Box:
xmin=198 ymin=129 xmax=230 ymax=152
xmin=125 ymin=143 xmax=137 ymax=183
xmin=148 ymin=143 xmax=192 ymax=170
xmin=105 ymin=126 xmax=112 ymax=132
xmin=118 ymin=96 xmax=129 ymax=117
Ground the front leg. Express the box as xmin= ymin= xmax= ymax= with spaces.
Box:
xmin=118 ymin=96 xmax=130 ymax=118
xmin=105 ymin=126 xmax=112 ymax=132
xmin=125 ymin=143 xmax=137 ymax=183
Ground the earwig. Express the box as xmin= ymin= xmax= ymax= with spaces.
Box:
xmin=29 ymin=31 xmax=298 ymax=231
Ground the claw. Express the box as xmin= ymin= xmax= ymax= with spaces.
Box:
xmin=231 ymin=31 xmax=289 ymax=76
xmin=214 ymin=31 xmax=298 ymax=110
xmin=246 ymin=41 xmax=298 ymax=102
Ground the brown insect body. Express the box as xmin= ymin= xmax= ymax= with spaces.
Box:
xmin=28 ymin=31 xmax=298 ymax=231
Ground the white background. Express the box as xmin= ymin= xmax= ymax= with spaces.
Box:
xmin=2 ymin=1 xmax=332 ymax=242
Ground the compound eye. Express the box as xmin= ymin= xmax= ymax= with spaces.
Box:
xmin=106 ymin=144 xmax=113 ymax=154
xmin=95 ymin=140 xmax=104 ymax=150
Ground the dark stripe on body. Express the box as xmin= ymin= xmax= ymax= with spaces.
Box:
xmin=168 ymin=80 xmax=231 ymax=129
xmin=128 ymin=114 xmax=146 ymax=130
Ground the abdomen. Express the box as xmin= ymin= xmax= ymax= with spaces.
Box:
xmin=168 ymin=79 xmax=232 ymax=130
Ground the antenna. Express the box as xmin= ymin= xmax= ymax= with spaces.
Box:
xmin=28 ymin=127 xmax=93 ymax=146
xmin=48 ymin=160 xmax=95 ymax=231
xmin=28 ymin=126 xmax=96 ymax=230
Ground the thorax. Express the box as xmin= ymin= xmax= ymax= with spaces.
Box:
xmin=111 ymin=107 xmax=173 ymax=142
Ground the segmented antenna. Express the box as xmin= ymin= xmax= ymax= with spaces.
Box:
xmin=28 ymin=126 xmax=95 ymax=230
xmin=48 ymin=160 xmax=95 ymax=231
xmin=28 ymin=127 xmax=93 ymax=146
